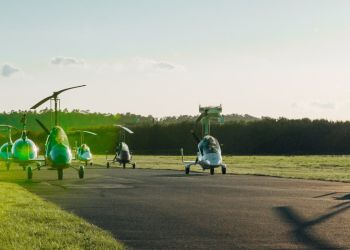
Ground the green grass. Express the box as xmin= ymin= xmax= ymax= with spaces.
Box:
xmin=0 ymin=181 xmax=124 ymax=250
xmin=96 ymin=155 xmax=350 ymax=182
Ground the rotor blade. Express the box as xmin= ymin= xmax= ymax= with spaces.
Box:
xmin=30 ymin=85 xmax=86 ymax=109
xmin=54 ymin=85 xmax=86 ymax=96
xmin=114 ymin=125 xmax=134 ymax=134
xmin=82 ymin=131 xmax=97 ymax=136
xmin=0 ymin=125 xmax=14 ymax=129
xmin=190 ymin=130 xmax=200 ymax=144
xmin=35 ymin=119 xmax=50 ymax=134
xmin=30 ymin=95 xmax=54 ymax=109
xmin=196 ymin=113 xmax=205 ymax=123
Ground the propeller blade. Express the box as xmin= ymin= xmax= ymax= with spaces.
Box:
xmin=190 ymin=130 xmax=200 ymax=144
xmin=30 ymin=85 xmax=86 ymax=109
xmin=114 ymin=125 xmax=134 ymax=134
xmin=35 ymin=119 xmax=50 ymax=134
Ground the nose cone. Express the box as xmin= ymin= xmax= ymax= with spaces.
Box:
xmin=12 ymin=139 xmax=38 ymax=161
xmin=205 ymin=153 xmax=222 ymax=166
xmin=79 ymin=151 xmax=92 ymax=161
xmin=50 ymin=144 xmax=72 ymax=166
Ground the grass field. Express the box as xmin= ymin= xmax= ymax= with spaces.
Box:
xmin=96 ymin=155 xmax=350 ymax=182
xmin=0 ymin=181 xmax=124 ymax=250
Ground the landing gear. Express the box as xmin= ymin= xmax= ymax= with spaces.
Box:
xmin=27 ymin=166 xmax=32 ymax=180
xmin=210 ymin=167 xmax=214 ymax=175
xmin=78 ymin=166 xmax=84 ymax=179
xmin=90 ymin=162 xmax=93 ymax=166
xmin=58 ymin=168 xmax=63 ymax=180
xmin=221 ymin=166 xmax=226 ymax=174
xmin=37 ymin=162 xmax=41 ymax=170
xmin=85 ymin=161 xmax=88 ymax=166
xmin=185 ymin=167 xmax=190 ymax=175
xmin=123 ymin=163 xmax=126 ymax=169
xmin=106 ymin=162 xmax=110 ymax=168
xmin=6 ymin=162 xmax=10 ymax=171
xmin=132 ymin=163 xmax=136 ymax=169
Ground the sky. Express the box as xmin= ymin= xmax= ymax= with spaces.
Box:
xmin=1 ymin=0 xmax=350 ymax=120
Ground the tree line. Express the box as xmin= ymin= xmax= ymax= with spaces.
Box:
xmin=1 ymin=111 xmax=350 ymax=155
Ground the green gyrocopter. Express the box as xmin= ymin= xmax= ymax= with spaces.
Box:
xmin=0 ymin=114 xmax=39 ymax=171
xmin=71 ymin=130 xmax=97 ymax=166
xmin=30 ymin=85 xmax=87 ymax=180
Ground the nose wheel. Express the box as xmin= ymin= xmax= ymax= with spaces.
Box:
xmin=210 ymin=167 xmax=214 ymax=175
xmin=78 ymin=166 xmax=84 ymax=179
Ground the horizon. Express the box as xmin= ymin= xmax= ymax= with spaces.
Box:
xmin=2 ymin=1 xmax=350 ymax=120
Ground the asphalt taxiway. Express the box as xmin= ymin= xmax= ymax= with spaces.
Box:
xmin=23 ymin=167 xmax=350 ymax=249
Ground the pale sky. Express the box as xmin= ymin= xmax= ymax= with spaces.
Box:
xmin=1 ymin=0 xmax=350 ymax=120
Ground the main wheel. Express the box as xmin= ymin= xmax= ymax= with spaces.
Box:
xmin=79 ymin=166 xmax=85 ymax=179
xmin=132 ymin=163 xmax=136 ymax=169
xmin=58 ymin=168 xmax=63 ymax=180
xmin=123 ymin=163 xmax=126 ymax=169
xmin=185 ymin=167 xmax=190 ymax=175
xmin=210 ymin=167 xmax=214 ymax=175
xmin=106 ymin=162 xmax=110 ymax=168
xmin=90 ymin=162 xmax=93 ymax=166
xmin=221 ymin=166 xmax=226 ymax=174
xmin=27 ymin=166 xmax=33 ymax=180
xmin=85 ymin=161 xmax=88 ymax=166
xmin=6 ymin=162 xmax=10 ymax=171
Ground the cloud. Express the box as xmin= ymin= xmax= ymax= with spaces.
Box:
xmin=136 ymin=58 xmax=184 ymax=72
xmin=310 ymin=102 xmax=335 ymax=109
xmin=1 ymin=64 xmax=20 ymax=77
xmin=51 ymin=56 xmax=85 ymax=66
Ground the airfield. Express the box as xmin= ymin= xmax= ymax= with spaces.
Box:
xmin=3 ymin=156 xmax=350 ymax=249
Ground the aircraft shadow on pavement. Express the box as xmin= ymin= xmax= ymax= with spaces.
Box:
xmin=274 ymin=203 xmax=350 ymax=249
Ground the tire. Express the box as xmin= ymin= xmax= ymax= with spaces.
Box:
xmin=79 ymin=166 xmax=84 ymax=179
xmin=85 ymin=161 xmax=88 ymax=166
xmin=185 ymin=167 xmax=190 ymax=175
xmin=107 ymin=162 xmax=110 ymax=168
xmin=210 ymin=167 xmax=214 ymax=175
xmin=132 ymin=163 xmax=136 ymax=169
xmin=6 ymin=162 xmax=10 ymax=171
xmin=221 ymin=167 xmax=226 ymax=174
xmin=123 ymin=163 xmax=126 ymax=169
xmin=27 ymin=166 xmax=33 ymax=180
xmin=58 ymin=168 xmax=63 ymax=180
xmin=90 ymin=162 xmax=93 ymax=166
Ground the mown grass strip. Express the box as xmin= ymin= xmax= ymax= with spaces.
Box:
xmin=0 ymin=182 xmax=124 ymax=250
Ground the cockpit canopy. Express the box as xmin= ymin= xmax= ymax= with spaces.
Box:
xmin=198 ymin=135 xmax=221 ymax=155
xmin=117 ymin=142 xmax=129 ymax=153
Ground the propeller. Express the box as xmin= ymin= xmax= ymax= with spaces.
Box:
xmin=114 ymin=125 xmax=134 ymax=134
xmin=190 ymin=129 xmax=200 ymax=144
xmin=30 ymin=85 xmax=86 ymax=109
xmin=35 ymin=119 xmax=50 ymax=134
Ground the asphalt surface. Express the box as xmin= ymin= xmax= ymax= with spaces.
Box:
xmin=22 ymin=166 xmax=350 ymax=249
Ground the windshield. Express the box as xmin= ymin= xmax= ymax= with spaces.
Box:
xmin=198 ymin=136 xmax=221 ymax=154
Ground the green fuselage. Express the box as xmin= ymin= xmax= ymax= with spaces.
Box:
xmin=45 ymin=126 xmax=72 ymax=168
